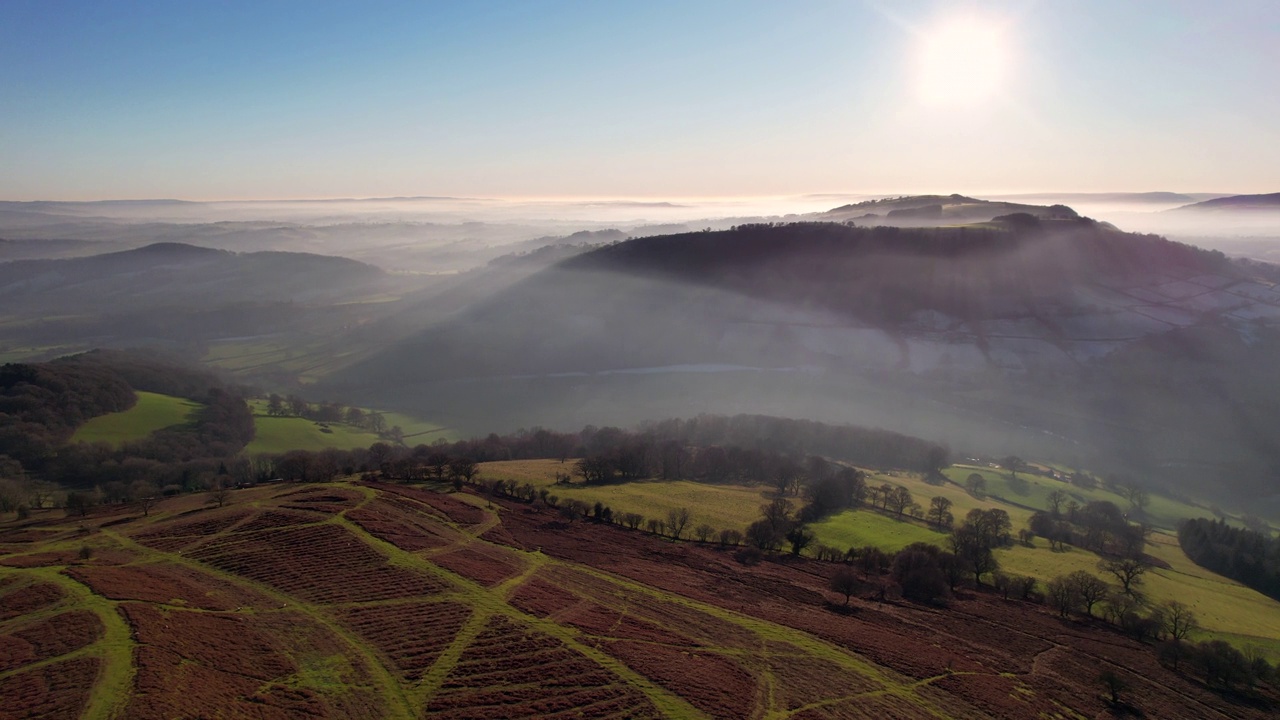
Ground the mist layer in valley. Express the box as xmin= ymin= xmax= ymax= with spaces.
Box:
xmin=4 ymin=192 xmax=1280 ymax=508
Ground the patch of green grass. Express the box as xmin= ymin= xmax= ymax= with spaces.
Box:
xmin=809 ymin=509 xmax=944 ymax=553
xmin=995 ymin=531 xmax=1280 ymax=661
xmin=71 ymin=391 xmax=202 ymax=445
xmin=481 ymin=460 xmax=769 ymax=531
xmin=245 ymin=416 xmax=383 ymax=454
xmin=382 ymin=412 xmax=455 ymax=442
xmin=944 ymin=465 xmax=1209 ymax=532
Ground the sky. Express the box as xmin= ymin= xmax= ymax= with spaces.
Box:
xmin=1 ymin=0 xmax=1277 ymax=201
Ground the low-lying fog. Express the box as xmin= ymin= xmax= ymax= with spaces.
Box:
xmin=5 ymin=192 xmax=1279 ymax=272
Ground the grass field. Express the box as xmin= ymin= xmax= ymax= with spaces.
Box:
xmin=242 ymin=401 xmax=454 ymax=455
xmin=480 ymin=457 xmax=1280 ymax=661
xmin=71 ymin=391 xmax=202 ymax=445
xmin=244 ymin=416 xmax=385 ymax=454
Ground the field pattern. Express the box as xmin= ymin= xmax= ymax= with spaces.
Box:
xmin=1 ymin=479 xmax=1273 ymax=718
xmin=483 ymin=458 xmax=1280 ymax=655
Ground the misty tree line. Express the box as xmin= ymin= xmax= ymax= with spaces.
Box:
xmin=1178 ymin=518 xmax=1280 ymax=602
xmin=262 ymin=393 xmax=400 ymax=439
xmin=1026 ymin=496 xmax=1150 ymax=557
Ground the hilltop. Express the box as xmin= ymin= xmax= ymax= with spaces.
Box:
xmin=820 ymin=194 xmax=1079 ymax=224
xmin=331 ymin=218 xmax=1280 ymax=500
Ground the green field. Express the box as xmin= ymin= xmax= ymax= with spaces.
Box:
xmin=481 ymin=459 xmax=768 ymax=530
xmin=242 ymin=400 xmax=454 ymax=455
xmin=244 ymin=416 xmax=385 ymax=454
xmin=809 ymin=509 xmax=944 ymax=552
xmin=941 ymin=464 xmax=1223 ymax=531
xmin=71 ymin=391 xmax=202 ymax=445
xmin=480 ymin=457 xmax=1280 ymax=660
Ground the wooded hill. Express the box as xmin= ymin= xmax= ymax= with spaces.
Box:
xmin=333 ymin=218 xmax=1280 ymax=502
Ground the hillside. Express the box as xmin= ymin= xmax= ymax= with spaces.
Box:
xmin=0 ymin=243 xmax=419 ymax=366
xmin=1173 ymin=193 xmax=1280 ymax=212
xmin=0 ymin=242 xmax=391 ymax=313
xmin=332 ymin=219 xmax=1280 ymax=501
xmin=2 ymin=479 xmax=1274 ymax=718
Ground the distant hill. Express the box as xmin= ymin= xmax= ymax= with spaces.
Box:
xmin=993 ymin=192 xmax=1203 ymax=205
xmin=0 ymin=243 xmax=415 ymax=359
xmin=333 ymin=219 xmax=1280 ymax=500
xmin=1172 ymin=192 xmax=1280 ymax=212
xmin=820 ymin=193 xmax=1079 ymax=225
xmin=0 ymin=242 xmax=389 ymax=313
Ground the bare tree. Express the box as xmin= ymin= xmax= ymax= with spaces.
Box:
xmin=786 ymin=524 xmax=815 ymax=556
xmin=926 ymin=496 xmax=954 ymax=529
xmin=965 ymin=473 xmax=986 ymax=497
xmin=207 ymin=481 xmax=231 ymax=509
xmin=1099 ymin=556 xmax=1151 ymax=600
xmin=1098 ymin=670 xmax=1128 ymax=705
xmin=694 ymin=524 xmax=715 ymax=542
xmin=1161 ymin=601 xmax=1197 ymax=642
xmin=1046 ymin=575 xmax=1077 ymax=618
xmin=717 ymin=528 xmax=742 ymax=546
xmin=830 ymin=568 xmax=860 ymax=606
xmin=885 ymin=486 xmax=914 ymax=519
xmin=1068 ymin=570 xmax=1110 ymax=617
xmin=1001 ymin=456 xmax=1023 ymax=477
xmin=1046 ymin=489 xmax=1068 ymax=517
xmin=666 ymin=507 xmax=691 ymax=540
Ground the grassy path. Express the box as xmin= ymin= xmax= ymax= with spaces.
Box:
xmin=101 ymin=527 xmax=418 ymax=720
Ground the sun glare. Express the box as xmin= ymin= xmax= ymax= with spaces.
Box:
xmin=915 ymin=16 xmax=1008 ymax=107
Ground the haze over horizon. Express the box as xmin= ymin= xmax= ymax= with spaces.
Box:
xmin=3 ymin=0 xmax=1278 ymax=202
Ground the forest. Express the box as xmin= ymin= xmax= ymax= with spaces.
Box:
xmin=1180 ymin=518 xmax=1280 ymax=601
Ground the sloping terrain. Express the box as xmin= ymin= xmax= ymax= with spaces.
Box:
xmin=1173 ymin=193 xmax=1280 ymax=212
xmin=334 ymin=219 xmax=1280 ymax=500
xmin=1 ymin=481 xmax=1274 ymax=719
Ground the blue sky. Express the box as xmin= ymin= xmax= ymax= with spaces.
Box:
xmin=1 ymin=0 xmax=1276 ymax=200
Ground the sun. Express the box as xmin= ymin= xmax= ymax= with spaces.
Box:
xmin=914 ymin=16 xmax=1009 ymax=107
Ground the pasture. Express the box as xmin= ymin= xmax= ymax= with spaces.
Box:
xmin=71 ymin=391 xmax=202 ymax=445
xmin=479 ymin=458 xmax=1280 ymax=660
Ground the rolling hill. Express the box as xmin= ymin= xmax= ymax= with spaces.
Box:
xmin=332 ymin=214 xmax=1280 ymax=502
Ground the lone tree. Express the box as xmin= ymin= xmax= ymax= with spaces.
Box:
xmin=926 ymin=496 xmax=954 ymax=529
xmin=1046 ymin=489 xmax=1068 ymax=518
xmin=65 ymin=490 xmax=95 ymax=517
xmin=786 ymin=524 xmax=815 ymax=556
xmin=885 ymin=486 xmax=914 ymax=519
xmin=1067 ymin=570 xmax=1110 ymax=617
xmin=965 ymin=473 xmax=987 ymax=497
xmin=1099 ymin=556 xmax=1151 ymax=600
xmin=1002 ymin=456 xmax=1023 ymax=477
xmin=830 ymin=568 xmax=860 ymax=606
xmin=1098 ymin=669 xmax=1128 ymax=705
xmin=1161 ymin=600 xmax=1198 ymax=642
xmin=666 ymin=507 xmax=692 ymax=540
xmin=207 ymin=481 xmax=231 ymax=509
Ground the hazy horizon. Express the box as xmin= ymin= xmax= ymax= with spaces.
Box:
xmin=3 ymin=1 xmax=1278 ymax=201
